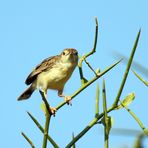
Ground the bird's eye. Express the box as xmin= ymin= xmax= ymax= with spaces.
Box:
xmin=75 ymin=52 xmax=78 ymax=55
xmin=62 ymin=52 xmax=66 ymax=55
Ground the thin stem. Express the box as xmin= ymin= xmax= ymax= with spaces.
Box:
xmin=84 ymin=59 xmax=98 ymax=76
xmin=72 ymin=133 xmax=76 ymax=148
xmin=27 ymin=112 xmax=59 ymax=148
xmin=78 ymin=18 xmax=98 ymax=84
xmin=39 ymin=91 xmax=53 ymax=148
xmin=39 ymin=91 xmax=52 ymax=116
xmin=102 ymin=79 xmax=109 ymax=148
xmin=95 ymin=84 xmax=100 ymax=117
xmin=78 ymin=60 xmax=85 ymax=84
xmin=134 ymin=133 xmax=145 ymax=148
xmin=85 ymin=17 xmax=98 ymax=57
xmin=102 ymin=79 xmax=107 ymax=117
xmin=66 ymin=29 xmax=141 ymax=148
xmin=21 ymin=132 xmax=35 ymax=148
xmin=132 ymin=70 xmax=148 ymax=87
xmin=42 ymin=113 xmax=51 ymax=148
xmin=113 ymin=29 xmax=141 ymax=107
xmin=121 ymin=103 xmax=146 ymax=131
xmin=66 ymin=118 xmax=98 ymax=148
xmin=65 ymin=107 xmax=114 ymax=148
xmin=56 ymin=59 xmax=122 ymax=110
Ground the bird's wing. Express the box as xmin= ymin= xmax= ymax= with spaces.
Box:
xmin=25 ymin=55 xmax=59 ymax=85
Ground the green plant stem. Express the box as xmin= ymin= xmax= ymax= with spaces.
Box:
xmin=65 ymin=107 xmax=114 ymax=148
xmin=113 ymin=29 xmax=141 ymax=107
xmin=66 ymin=118 xmax=98 ymax=148
xmin=102 ymin=79 xmax=109 ymax=148
xmin=105 ymin=135 xmax=108 ymax=148
xmin=39 ymin=91 xmax=52 ymax=115
xmin=56 ymin=59 xmax=122 ymax=110
xmin=27 ymin=112 xmax=59 ymax=148
xmin=78 ymin=62 xmax=84 ymax=84
xmin=21 ymin=132 xmax=35 ymax=148
xmin=84 ymin=59 xmax=98 ymax=76
xmin=72 ymin=133 xmax=76 ymax=148
xmin=66 ymin=30 xmax=141 ymax=147
xmin=122 ymin=104 xmax=146 ymax=131
xmin=85 ymin=17 xmax=98 ymax=57
xmin=134 ymin=133 xmax=145 ymax=148
xmin=39 ymin=91 xmax=54 ymax=148
xmin=95 ymin=84 xmax=100 ymax=117
xmin=102 ymin=79 xmax=107 ymax=117
xmin=42 ymin=114 xmax=51 ymax=148
xmin=78 ymin=18 xmax=98 ymax=84
xmin=132 ymin=70 xmax=148 ymax=86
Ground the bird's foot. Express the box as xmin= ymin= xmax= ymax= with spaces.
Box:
xmin=64 ymin=96 xmax=72 ymax=105
xmin=49 ymin=107 xmax=57 ymax=116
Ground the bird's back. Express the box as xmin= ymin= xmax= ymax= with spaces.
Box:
xmin=25 ymin=55 xmax=59 ymax=85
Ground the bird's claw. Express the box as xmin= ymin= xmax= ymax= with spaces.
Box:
xmin=49 ymin=107 xmax=57 ymax=116
xmin=64 ymin=96 xmax=72 ymax=106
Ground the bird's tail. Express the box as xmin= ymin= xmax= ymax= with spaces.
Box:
xmin=17 ymin=84 xmax=35 ymax=101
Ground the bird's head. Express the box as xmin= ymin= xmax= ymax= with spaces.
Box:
xmin=60 ymin=48 xmax=78 ymax=64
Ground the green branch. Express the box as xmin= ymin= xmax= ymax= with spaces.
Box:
xmin=66 ymin=70 xmax=138 ymax=147
xmin=27 ymin=112 xmax=59 ymax=148
xmin=132 ymin=70 xmax=148 ymax=87
xmin=113 ymin=29 xmax=141 ymax=107
xmin=134 ymin=133 xmax=145 ymax=148
xmin=39 ymin=91 xmax=52 ymax=148
xmin=65 ymin=118 xmax=98 ymax=148
xmin=95 ymin=84 xmax=100 ymax=117
xmin=84 ymin=59 xmax=99 ymax=76
xmin=121 ymin=103 xmax=148 ymax=136
xmin=56 ymin=59 xmax=122 ymax=110
xmin=65 ymin=107 xmax=114 ymax=148
xmin=65 ymin=59 xmax=122 ymax=148
xmin=39 ymin=91 xmax=52 ymax=116
xmin=72 ymin=133 xmax=76 ymax=148
xmin=102 ymin=79 xmax=109 ymax=148
xmin=78 ymin=17 xmax=98 ymax=84
xmin=21 ymin=132 xmax=35 ymax=148
xmin=42 ymin=114 xmax=51 ymax=148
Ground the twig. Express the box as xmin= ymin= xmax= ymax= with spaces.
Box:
xmin=65 ymin=29 xmax=141 ymax=147
xmin=78 ymin=17 xmax=98 ymax=84
xmin=56 ymin=59 xmax=122 ymax=110
xmin=39 ymin=91 xmax=52 ymax=116
xmin=65 ymin=107 xmax=114 ymax=148
xmin=134 ymin=133 xmax=145 ymax=148
xmin=121 ymin=103 xmax=148 ymax=136
xmin=132 ymin=70 xmax=148 ymax=87
xmin=21 ymin=132 xmax=35 ymax=148
xmin=95 ymin=84 xmax=100 ymax=117
xmin=42 ymin=113 xmax=51 ymax=148
xmin=39 ymin=91 xmax=52 ymax=148
xmin=27 ymin=112 xmax=59 ymax=148
xmin=72 ymin=133 xmax=76 ymax=148
xmin=84 ymin=59 xmax=99 ymax=76
xmin=65 ymin=117 xmax=98 ymax=148
xmin=113 ymin=29 xmax=141 ymax=107
xmin=102 ymin=79 xmax=109 ymax=148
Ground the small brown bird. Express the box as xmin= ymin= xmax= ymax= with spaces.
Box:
xmin=18 ymin=48 xmax=78 ymax=114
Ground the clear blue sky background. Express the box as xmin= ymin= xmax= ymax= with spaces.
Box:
xmin=0 ymin=0 xmax=148 ymax=147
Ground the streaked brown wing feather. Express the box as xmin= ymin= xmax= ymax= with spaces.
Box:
xmin=25 ymin=55 xmax=59 ymax=85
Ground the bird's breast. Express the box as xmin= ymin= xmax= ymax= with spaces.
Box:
xmin=36 ymin=61 xmax=76 ymax=90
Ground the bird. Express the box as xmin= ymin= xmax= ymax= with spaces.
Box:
xmin=18 ymin=48 xmax=78 ymax=114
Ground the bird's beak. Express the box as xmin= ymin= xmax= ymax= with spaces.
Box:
xmin=71 ymin=51 xmax=78 ymax=56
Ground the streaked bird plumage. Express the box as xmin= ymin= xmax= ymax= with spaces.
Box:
xmin=18 ymin=48 xmax=78 ymax=103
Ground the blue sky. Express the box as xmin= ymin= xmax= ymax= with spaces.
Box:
xmin=0 ymin=0 xmax=148 ymax=147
